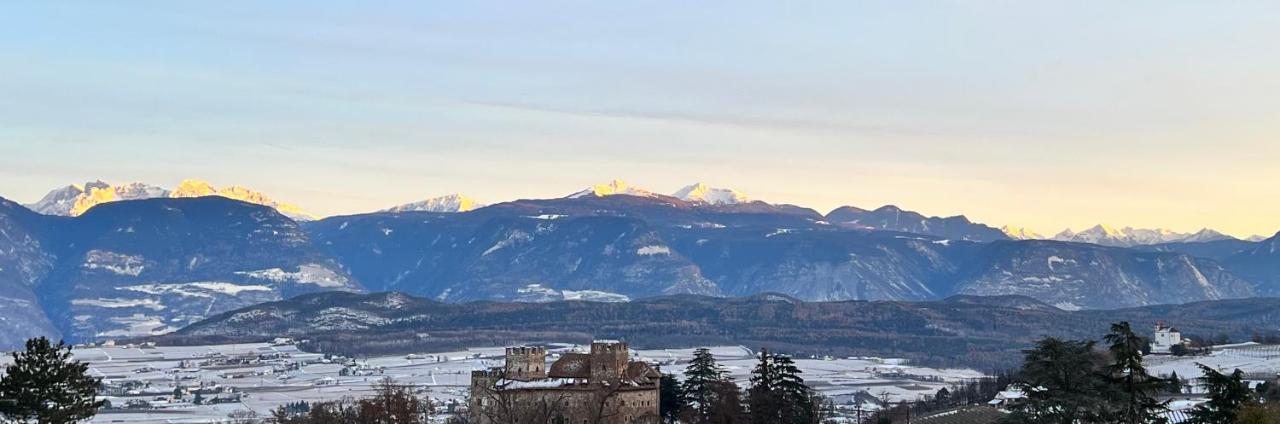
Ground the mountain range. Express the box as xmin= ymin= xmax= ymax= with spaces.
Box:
xmin=3 ymin=179 xmax=1279 ymax=351
xmin=1046 ymin=225 xmax=1236 ymax=247
xmin=25 ymin=179 xmax=1259 ymax=245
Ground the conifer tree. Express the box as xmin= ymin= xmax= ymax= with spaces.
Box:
xmin=747 ymin=348 xmax=816 ymax=424
xmin=1007 ymin=337 xmax=1109 ymax=424
xmin=772 ymin=354 xmax=815 ymax=423
xmin=0 ymin=337 xmax=104 ymax=424
xmin=1103 ymin=321 xmax=1169 ymax=423
xmin=683 ymin=348 xmax=726 ymax=423
xmin=1189 ymin=364 xmax=1253 ymax=424
xmin=747 ymin=349 xmax=781 ymax=423
xmin=659 ymin=373 xmax=686 ymax=423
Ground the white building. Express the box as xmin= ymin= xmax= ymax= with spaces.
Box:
xmin=1151 ymin=322 xmax=1184 ymax=354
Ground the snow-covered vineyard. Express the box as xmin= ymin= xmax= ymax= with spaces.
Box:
xmin=0 ymin=342 xmax=984 ymax=423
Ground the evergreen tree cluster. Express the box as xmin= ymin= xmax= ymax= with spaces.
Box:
xmin=747 ymin=349 xmax=818 ymax=424
xmin=663 ymin=347 xmax=825 ymax=424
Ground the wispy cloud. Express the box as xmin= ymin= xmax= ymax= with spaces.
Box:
xmin=463 ymin=99 xmax=946 ymax=138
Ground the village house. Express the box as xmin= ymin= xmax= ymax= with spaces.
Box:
xmin=1150 ymin=322 xmax=1187 ymax=354
xmin=470 ymin=341 xmax=661 ymax=424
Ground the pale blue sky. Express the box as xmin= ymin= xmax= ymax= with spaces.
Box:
xmin=3 ymin=1 xmax=1279 ymax=236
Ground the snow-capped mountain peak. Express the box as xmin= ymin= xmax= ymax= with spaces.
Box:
xmin=567 ymin=179 xmax=658 ymax=199
xmin=170 ymin=179 xmax=219 ymax=197
xmin=1181 ymin=228 xmax=1234 ymax=243
xmin=1000 ymin=225 xmax=1044 ymax=240
xmin=27 ymin=179 xmax=315 ymax=221
xmin=672 ymin=182 xmax=751 ymax=205
xmin=26 ymin=180 xmax=170 ymax=217
xmin=1053 ymin=225 xmax=1237 ymax=247
xmin=170 ymin=179 xmax=315 ymax=221
xmin=382 ymin=194 xmax=485 ymax=213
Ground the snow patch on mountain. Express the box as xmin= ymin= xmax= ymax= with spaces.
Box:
xmin=72 ymin=298 xmax=166 ymax=310
xmin=82 ymin=250 xmax=146 ymax=276
xmin=482 ymin=230 xmax=533 ymax=256
xmin=236 ymin=264 xmax=350 ymax=287
xmin=636 ymin=245 xmax=671 ymax=256
xmin=99 ymin=315 xmax=176 ymax=337
xmin=120 ymin=282 xmax=273 ymax=298
xmin=515 ymin=284 xmax=631 ymax=303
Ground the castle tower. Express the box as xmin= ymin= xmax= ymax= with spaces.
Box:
xmin=504 ymin=346 xmax=547 ymax=381
xmin=589 ymin=340 xmax=629 ymax=381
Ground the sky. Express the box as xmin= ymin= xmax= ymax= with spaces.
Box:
xmin=2 ymin=1 xmax=1279 ymax=238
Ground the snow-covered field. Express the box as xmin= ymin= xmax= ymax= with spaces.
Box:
xmin=1148 ymin=342 xmax=1280 ymax=380
xmin=0 ymin=342 xmax=985 ymax=423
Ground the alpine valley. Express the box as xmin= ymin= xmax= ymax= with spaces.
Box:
xmin=1 ymin=179 xmax=1278 ymax=351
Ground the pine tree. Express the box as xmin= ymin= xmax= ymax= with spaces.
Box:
xmin=707 ymin=380 xmax=747 ymax=424
xmin=659 ymin=373 xmax=686 ymax=423
xmin=1189 ymin=364 xmax=1253 ymax=424
xmin=772 ymin=354 xmax=815 ymax=424
xmin=747 ymin=348 xmax=781 ymax=423
xmin=0 ymin=337 xmax=105 ymax=424
xmin=747 ymin=349 xmax=816 ymax=424
xmin=1103 ymin=321 xmax=1169 ymax=423
xmin=1007 ymin=337 xmax=1109 ymax=424
xmin=683 ymin=348 xmax=727 ymax=423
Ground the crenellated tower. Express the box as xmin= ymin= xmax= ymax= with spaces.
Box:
xmin=504 ymin=346 xmax=547 ymax=381
xmin=589 ymin=340 xmax=629 ymax=381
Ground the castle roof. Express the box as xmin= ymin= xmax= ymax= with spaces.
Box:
xmin=548 ymin=353 xmax=592 ymax=379
xmin=542 ymin=352 xmax=660 ymax=385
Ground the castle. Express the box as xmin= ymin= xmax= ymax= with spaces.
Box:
xmin=470 ymin=341 xmax=661 ymax=424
